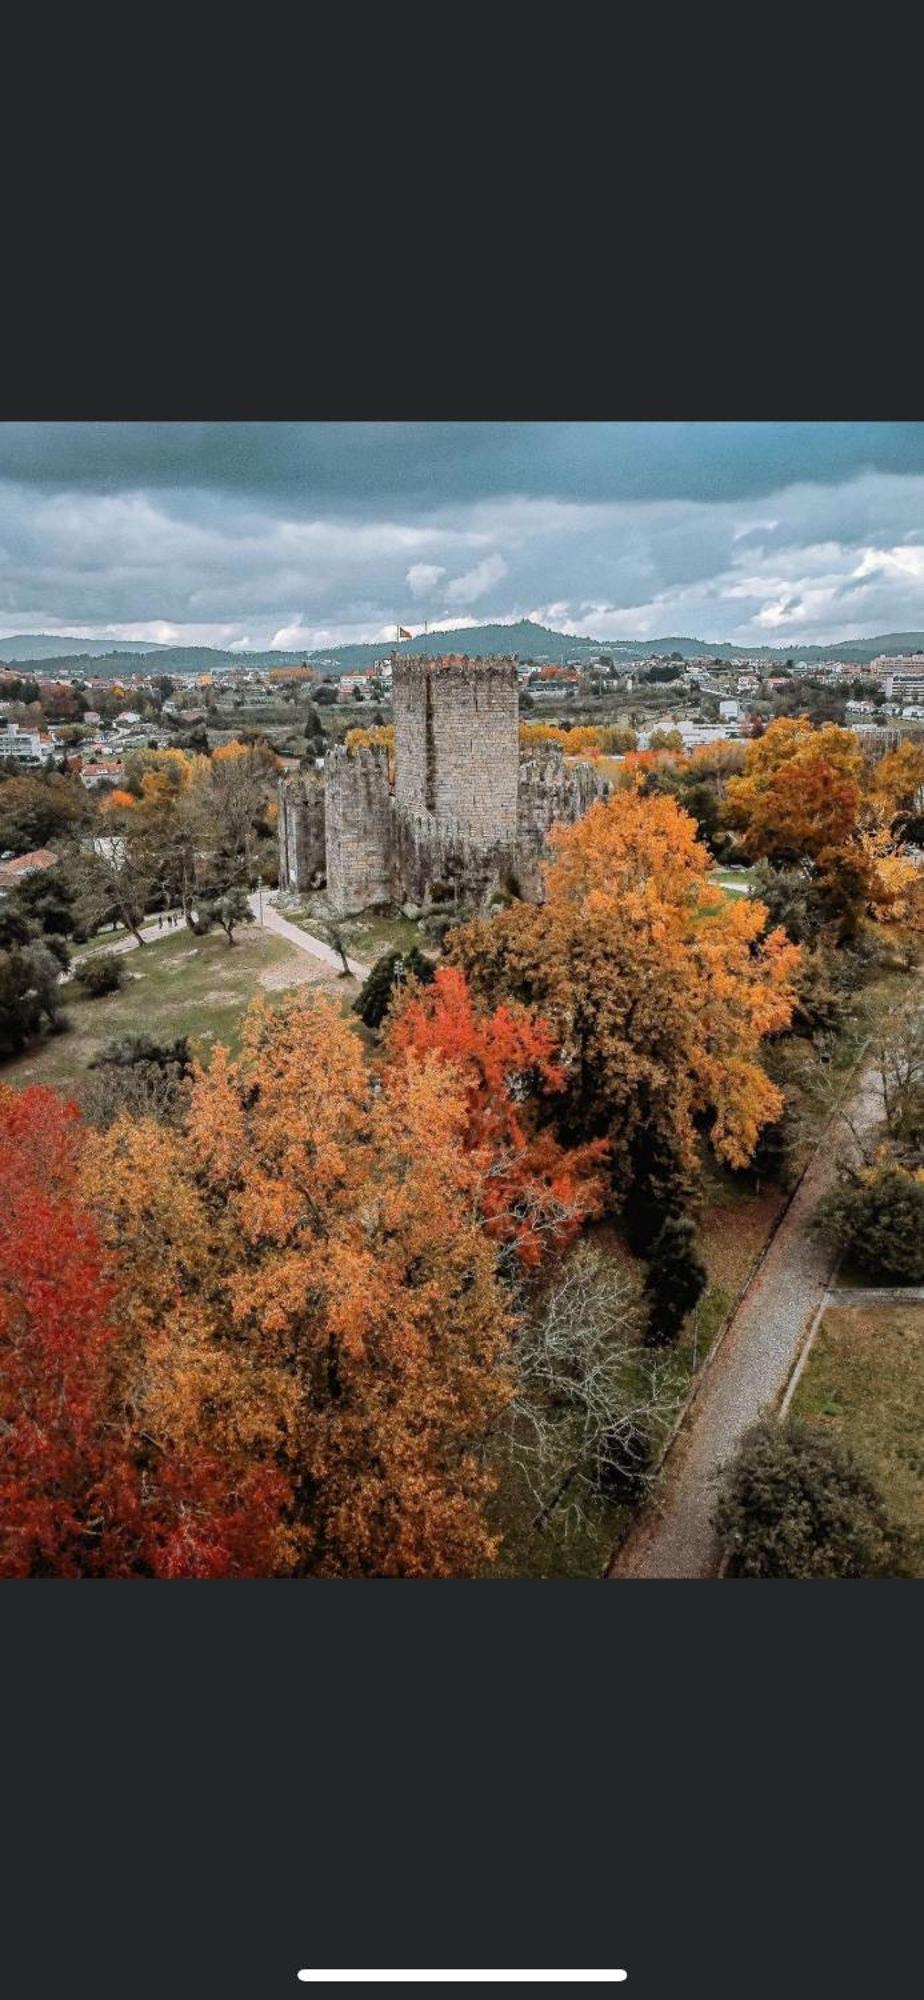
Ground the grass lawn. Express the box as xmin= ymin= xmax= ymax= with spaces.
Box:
xmin=791 ymin=1301 xmax=924 ymax=1573
xmin=3 ymin=925 xmax=360 ymax=1100
xmin=686 ymin=1171 xmax=787 ymax=1370
xmin=282 ymin=896 xmax=435 ymax=966
xmin=712 ymin=865 xmax=753 ymax=893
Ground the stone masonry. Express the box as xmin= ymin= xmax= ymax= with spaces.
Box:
xmin=278 ymin=654 xmax=612 ymax=915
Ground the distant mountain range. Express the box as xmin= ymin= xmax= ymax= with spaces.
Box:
xmin=0 ymin=638 xmax=318 ymax=676
xmin=0 ymin=634 xmax=168 ymax=662
xmin=2 ymin=620 xmax=923 ymax=677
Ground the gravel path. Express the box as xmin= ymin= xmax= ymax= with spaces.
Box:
xmin=611 ymin=1053 xmax=887 ymax=1579
xmin=252 ymin=896 xmax=371 ymax=980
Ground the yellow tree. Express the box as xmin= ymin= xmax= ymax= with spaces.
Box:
xmin=725 ymin=716 xmax=872 ymax=932
xmin=726 ymin=717 xmax=864 ymax=866
xmin=866 ymin=738 xmax=924 ymax=820
xmin=79 ymin=995 xmax=514 ymax=1577
xmin=449 ymin=787 xmax=800 ymax=1187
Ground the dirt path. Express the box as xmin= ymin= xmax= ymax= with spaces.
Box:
xmin=610 ymin=1054 xmax=886 ymax=1579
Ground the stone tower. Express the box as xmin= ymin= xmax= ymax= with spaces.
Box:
xmin=393 ymin=653 xmax=519 ymax=840
xmin=392 ymin=654 xmax=520 ymax=902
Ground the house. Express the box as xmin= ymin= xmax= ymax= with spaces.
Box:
xmin=0 ymin=847 xmax=59 ymax=890
xmin=80 ymin=759 xmax=127 ymax=789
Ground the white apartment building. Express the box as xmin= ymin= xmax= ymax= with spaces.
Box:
xmin=871 ymin=655 xmax=924 ymax=677
xmin=0 ymin=722 xmax=53 ymax=767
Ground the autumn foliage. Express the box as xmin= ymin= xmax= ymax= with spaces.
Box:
xmin=0 ymin=1084 xmax=286 ymax=1579
xmin=449 ymin=786 xmax=801 ymax=1183
xmin=78 ymin=996 xmax=515 ymax=1577
xmin=386 ymin=965 xmax=607 ymax=1268
xmin=725 ymin=717 xmax=869 ymax=908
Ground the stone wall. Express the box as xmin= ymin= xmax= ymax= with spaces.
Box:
xmin=324 ymin=744 xmax=393 ymax=914
xmin=515 ymin=748 xmax=613 ymax=898
xmin=393 ymin=655 xmax=519 ymax=845
xmin=277 ymin=772 xmax=326 ymax=892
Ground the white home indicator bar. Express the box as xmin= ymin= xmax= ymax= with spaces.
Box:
xmin=297 ymin=1975 xmax=628 ymax=1985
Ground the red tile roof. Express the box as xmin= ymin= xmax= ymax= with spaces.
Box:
xmin=0 ymin=847 xmax=59 ymax=884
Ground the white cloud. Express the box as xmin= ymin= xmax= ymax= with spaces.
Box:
xmin=406 ymin=562 xmax=446 ymax=598
xmin=444 ymin=552 xmax=508 ymax=606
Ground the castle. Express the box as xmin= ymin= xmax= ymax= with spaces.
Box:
xmin=278 ymin=654 xmax=611 ymax=915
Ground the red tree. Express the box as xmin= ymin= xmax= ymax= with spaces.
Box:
xmin=0 ymin=1087 xmax=142 ymax=1576
xmin=386 ymin=966 xmax=607 ymax=1269
xmin=0 ymin=1085 xmax=286 ymax=1578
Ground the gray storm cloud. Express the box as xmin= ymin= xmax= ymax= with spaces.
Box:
xmin=0 ymin=424 xmax=922 ymax=650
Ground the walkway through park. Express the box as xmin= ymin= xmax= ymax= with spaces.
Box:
xmin=610 ymin=1049 xmax=889 ymax=1579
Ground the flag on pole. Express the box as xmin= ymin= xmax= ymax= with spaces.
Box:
xmin=398 ymin=626 xmax=412 ymax=641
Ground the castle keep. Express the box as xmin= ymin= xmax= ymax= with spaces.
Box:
xmin=278 ymin=654 xmax=611 ymax=914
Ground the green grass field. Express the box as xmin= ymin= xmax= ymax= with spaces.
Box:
xmin=282 ymin=897 xmax=433 ymax=966
xmin=791 ymin=1301 xmax=924 ymax=1573
xmin=3 ymin=925 xmax=359 ymax=1099
xmin=712 ymin=866 xmax=753 ymax=894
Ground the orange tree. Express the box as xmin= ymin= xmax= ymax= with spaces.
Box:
xmin=447 ymin=787 xmax=800 ymax=1206
xmin=79 ymin=994 xmax=515 ymax=1577
xmin=867 ymin=737 xmax=924 ymax=820
xmin=385 ymin=963 xmax=607 ymax=1272
xmin=725 ymin=717 xmax=870 ymax=929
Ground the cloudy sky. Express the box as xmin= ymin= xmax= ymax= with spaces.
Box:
xmin=0 ymin=422 xmax=922 ymax=651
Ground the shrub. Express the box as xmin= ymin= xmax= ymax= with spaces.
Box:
xmin=76 ymin=953 xmax=127 ymax=998
xmin=353 ymin=948 xmax=435 ymax=1031
xmin=83 ymin=1033 xmax=193 ymax=1129
xmin=713 ymin=1418 xmax=908 ymax=1578
xmin=814 ymin=1160 xmax=924 ymax=1282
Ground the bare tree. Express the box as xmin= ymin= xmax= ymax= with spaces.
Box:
xmin=873 ymin=1002 xmax=924 ymax=1147
xmin=67 ymin=839 xmax=157 ymax=949
xmin=502 ymin=1242 xmax=680 ymax=1542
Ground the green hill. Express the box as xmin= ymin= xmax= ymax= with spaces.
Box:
xmin=3 ymin=620 xmax=924 ymax=679
xmin=0 ymin=634 xmax=167 ymax=662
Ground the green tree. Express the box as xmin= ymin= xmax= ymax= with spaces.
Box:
xmin=815 ymin=1161 xmax=924 ymax=1282
xmin=713 ymin=1418 xmax=908 ymax=1578
xmin=353 ymin=948 xmax=436 ymax=1030
xmin=643 ymin=1212 xmax=707 ymax=1346
xmin=10 ymin=863 xmax=77 ymax=938
xmin=196 ymin=885 xmax=254 ymax=945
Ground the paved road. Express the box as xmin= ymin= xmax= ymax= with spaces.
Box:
xmin=611 ymin=1052 xmax=887 ymax=1579
xmin=74 ymin=899 xmax=371 ymax=983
